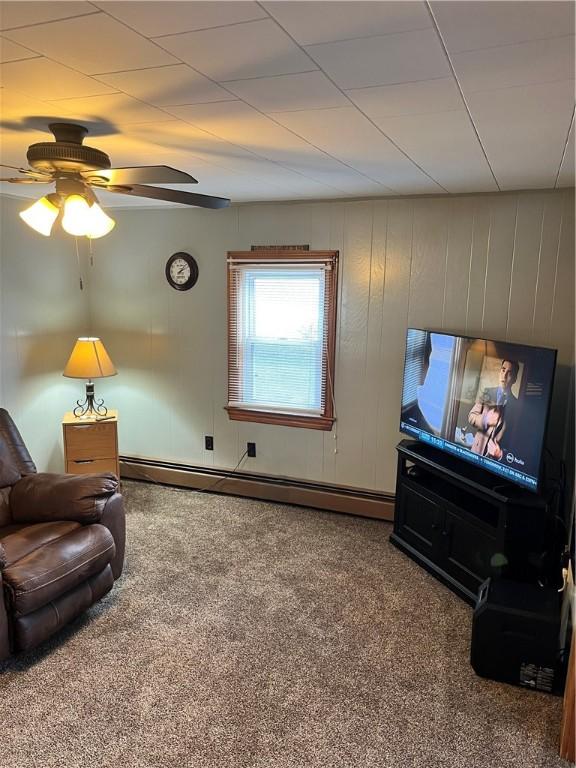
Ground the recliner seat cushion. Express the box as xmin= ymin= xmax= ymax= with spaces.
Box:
xmin=0 ymin=521 xmax=81 ymax=567
xmin=3 ymin=524 xmax=115 ymax=616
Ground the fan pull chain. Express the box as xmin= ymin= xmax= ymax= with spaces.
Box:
xmin=75 ymin=237 xmax=83 ymax=291
xmin=89 ymin=238 xmax=94 ymax=267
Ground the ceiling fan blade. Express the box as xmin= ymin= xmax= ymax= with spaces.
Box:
xmin=83 ymin=166 xmax=198 ymax=186
xmin=108 ymin=183 xmax=230 ymax=209
xmin=0 ymin=163 xmax=51 ymax=177
xmin=0 ymin=177 xmax=51 ymax=184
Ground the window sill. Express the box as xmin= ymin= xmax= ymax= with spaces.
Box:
xmin=226 ymin=406 xmax=335 ymax=431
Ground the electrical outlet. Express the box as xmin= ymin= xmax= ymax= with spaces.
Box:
xmin=247 ymin=442 xmax=256 ymax=458
xmin=205 ymin=435 xmax=214 ymax=451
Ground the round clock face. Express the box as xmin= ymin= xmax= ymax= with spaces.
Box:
xmin=165 ymin=252 xmax=199 ymax=291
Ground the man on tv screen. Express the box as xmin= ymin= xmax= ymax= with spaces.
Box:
xmin=468 ymin=359 xmax=519 ymax=460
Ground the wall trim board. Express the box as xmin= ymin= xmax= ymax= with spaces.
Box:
xmin=119 ymin=456 xmax=395 ymax=521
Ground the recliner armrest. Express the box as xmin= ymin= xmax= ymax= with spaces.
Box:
xmin=9 ymin=472 xmax=119 ymax=524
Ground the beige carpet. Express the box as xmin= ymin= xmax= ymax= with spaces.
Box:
xmin=0 ymin=480 xmax=568 ymax=768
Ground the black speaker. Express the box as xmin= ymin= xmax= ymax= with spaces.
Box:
xmin=471 ymin=578 xmax=564 ymax=694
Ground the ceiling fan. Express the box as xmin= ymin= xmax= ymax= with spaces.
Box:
xmin=1 ymin=122 xmax=230 ymax=238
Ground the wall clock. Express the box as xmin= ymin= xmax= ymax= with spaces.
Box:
xmin=165 ymin=252 xmax=199 ymax=291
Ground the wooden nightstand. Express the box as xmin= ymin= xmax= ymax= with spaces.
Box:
xmin=62 ymin=410 xmax=119 ymax=478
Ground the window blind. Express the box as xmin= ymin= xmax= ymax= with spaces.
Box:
xmin=227 ymin=251 xmax=338 ymax=427
xmin=402 ymin=329 xmax=428 ymax=407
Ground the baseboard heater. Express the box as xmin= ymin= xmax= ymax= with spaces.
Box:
xmin=119 ymin=455 xmax=395 ymax=521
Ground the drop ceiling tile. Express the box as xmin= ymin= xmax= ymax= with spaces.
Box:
xmin=95 ymin=1 xmax=267 ymax=37
xmin=0 ymin=57 xmax=116 ymax=99
xmin=372 ymin=110 xmax=497 ymax=192
xmin=305 ymin=28 xmax=450 ymax=89
xmin=347 ymin=77 xmax=463 ymax=118
xmin=0 ymin=2 xmax=96 ymax=31
xmin=0 ymin=37 xmax=39 ymax=63
xmin=82 ymin=117 xmax=384 ymax=199
xmin=4 ymin=12 xmax=178 ymax=74
xmin=155 ymin=19 xmax=315 ymax=81
xmin=0 ymin=89 xmax=62 ymax=126
xmin=46 ymin=93 xmax=171 ymax=125
xmin=223 ymin=71 xmax=348 ymax=113
xmin=77 ymin=122 xmax=185 ymax=168
xmin=262 ymin=1 xmax=431 ymax=46
xmin=431 ymin=0 xmax=575 ymax=54
xmin=0 ymin=127 xmax=52 ymax=167
xmin=270 ymin=106 xmax=442 ymax=193
xmin=165 ymin=100 xmax=380 ymax=193
xmin=96 ymin=65 xmax=235 ymax=107
xmin=557 ymin=114 xmax=575 ymax=187
xmin=452 ymin=35 xmax=575 ymax=93
xmin=467 ymin=80 xmax=575 ymax=189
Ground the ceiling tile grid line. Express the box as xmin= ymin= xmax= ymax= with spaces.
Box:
xmin=436 ymin=30 xmax=576 ymax=57
xmin=0 ymin=6 xmax=101 ymax=33
xmin=151 ymin=20 xmax=435 ymax=47
xmin=555 ymin=108 xmax=576 ymax=188
xmin=425 ymin=0 xmax=501 ymax=191
xmin=257 ymin=2 xmax=450 ymax=192
xmin=149 ymin=15 xmax=279 ymax=40
xmin=346 ymin=73 xmax=576 ymax=100
xmin=448 ymin=75 xmax=576 ymax=98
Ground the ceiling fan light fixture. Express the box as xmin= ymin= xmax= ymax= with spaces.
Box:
xmin=62 ymin=193 xmax=92 ymax=236
xmin=85 ymin=202 xmax=115 ymax=239
xmin=19 ymin=194 xmax=60 ymax=237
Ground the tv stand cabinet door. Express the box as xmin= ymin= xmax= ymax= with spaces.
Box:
xmin=442 ymin=508 xmax=498 ymax=595
xmin=395 ymin=483 xmax=441 ymax=560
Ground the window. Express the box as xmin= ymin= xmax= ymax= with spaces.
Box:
xmin=227 ymin=249 xmax=338 ymax=430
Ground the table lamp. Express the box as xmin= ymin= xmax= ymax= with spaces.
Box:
xmin=63 ymin=337 xmax=117 ymax=418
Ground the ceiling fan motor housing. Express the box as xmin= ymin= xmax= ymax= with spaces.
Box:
xmin=27 ymin=141 xmax=111 ymax=174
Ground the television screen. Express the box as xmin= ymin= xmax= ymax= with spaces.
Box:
xmin=399 ymin=329 xmax=557 ymax=492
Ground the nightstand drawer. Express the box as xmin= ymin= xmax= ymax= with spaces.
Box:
xmin=66 ymin=458 xmax=118 ymax=476
xmin=64 ymin=421 xmax=116 ymax=460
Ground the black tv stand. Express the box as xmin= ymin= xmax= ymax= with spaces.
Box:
xmin=390 ymin=440 xmax=552 ymax=605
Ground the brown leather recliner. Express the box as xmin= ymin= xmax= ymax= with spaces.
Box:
xmin=0 ymin=408 xmax=125 ymax=660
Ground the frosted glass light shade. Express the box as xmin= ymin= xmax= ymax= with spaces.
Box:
xmin=62 ymin=194 xmax=91 ymax=236
xmin=86 ymin=202 xmax=115 ymax=239
xmin=63 ymin=337 xmax=117 ymax=379
xmin=19 ymin=196 xmax=59 ymax=236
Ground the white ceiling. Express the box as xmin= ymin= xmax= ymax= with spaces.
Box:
xmin=0 ymin=0 xmax=574 ymax=207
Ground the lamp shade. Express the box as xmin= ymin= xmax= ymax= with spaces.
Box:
xmin=86 ymin=202 xmax=116 ymax=239
xmin=19 ymin=195 xmax=60 ymax=236
xmin=63 ymin=337 xmax=117 ymax=379
xmin=62 ymin=194 xmax=92 ymax=236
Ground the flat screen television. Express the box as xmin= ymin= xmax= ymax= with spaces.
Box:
xmin=399 ymin=329 xmax=557 ymax=492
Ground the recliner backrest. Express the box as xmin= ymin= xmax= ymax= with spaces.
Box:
xmin=0 ymin=409 xmax=36 ymax=526
xmin=0 ymin=409 xmax=37 ymax=477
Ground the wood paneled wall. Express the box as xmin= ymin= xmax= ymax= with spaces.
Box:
xmin=84 ymin=189 xmax=574 ymax=494
xmin=0 ymin=196 xmax=90 ymax=471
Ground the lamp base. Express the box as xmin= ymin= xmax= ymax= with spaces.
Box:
xmin=73 ymin=381 xmax=108 ymax=418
